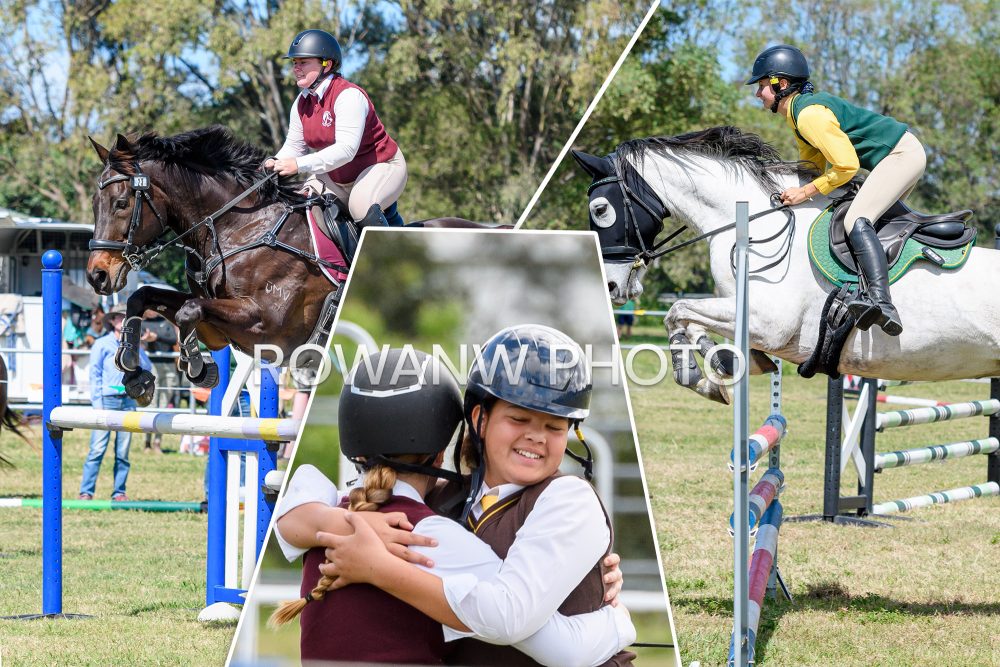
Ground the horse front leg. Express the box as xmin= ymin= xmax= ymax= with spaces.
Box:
xmin=173 ymin=297 xmax=264 ymax=390
xmin=117 ymin=286 xmax=193 ymax=406
xmin=665 ymin=297 xmax=754 ymax=405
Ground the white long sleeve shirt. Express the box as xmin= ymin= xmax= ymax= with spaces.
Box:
xmin=276 ymin=465 xmax=635 ymax=667
xmin=274 ymin=75 xmax=369 ymax=176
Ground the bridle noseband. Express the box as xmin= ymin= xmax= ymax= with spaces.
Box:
xmin=91 ymin=162 xmax=169 ymax=270
xmin=589 ymin=157 xmax=795 ymax=280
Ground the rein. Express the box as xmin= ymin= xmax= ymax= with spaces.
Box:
xmin=596 ymin=158 xmax=795 ymax=280
xmin=91 ymin=166 xmax=279 ymax=272
xmin=91 ymin=165 xmax=348 ymax=289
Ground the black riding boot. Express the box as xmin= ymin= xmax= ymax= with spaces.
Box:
xmin=357 ymin=204 xmax=389 ymax=230
xmin=847 ymin=218 xmax=903 ymax=336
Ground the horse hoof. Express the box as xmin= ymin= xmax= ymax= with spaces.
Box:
xmin=696 ymin=378 xmax=731 ymax=405
xmin=190 ymin=361 xmax=219 ymax=389
xmin=125 ymin=370 xmax=156 ymax=407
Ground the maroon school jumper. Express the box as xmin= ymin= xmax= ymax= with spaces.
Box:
xmin=298 ymin=495 xmax=444 ymax=664
xmin=446 ymin=474 xmax=637 ymax=666
xmin=298 ymin=76 xmax=399 ymax=184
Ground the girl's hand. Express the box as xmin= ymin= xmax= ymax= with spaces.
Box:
xmin=315 ymin=513 xmax=396 ymax=589
xmin=270 ymin=157 xmax=299 ymax=176
xmin=602 ymin=552 xmax=624 ymax=606
xmin=360 ymin=511 xmax=438 ymax=567
xmin=780 ymin=184 xmax=817 ymax=206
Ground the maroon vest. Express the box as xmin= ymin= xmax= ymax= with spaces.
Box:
xmin=298 ymin=495 xmax=444 ymax=664
xmin=446 ymin=475 xmax=636 ymax=667
xmin=297 ymin=76 xmax=399 ymax=183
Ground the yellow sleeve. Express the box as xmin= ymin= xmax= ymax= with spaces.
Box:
xmin=795 ymin=104 xmax=860 ymax=194
xmin=794 ymin=135 xmax=826 ymax=175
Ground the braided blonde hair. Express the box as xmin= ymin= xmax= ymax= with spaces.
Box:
xmin=267 ymin=459 xmax=414 ymax=627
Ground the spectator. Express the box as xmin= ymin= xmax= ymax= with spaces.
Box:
xmin=141 ymin=309 xmax=180 ymax=453
xmin=78 ymin=304 xmax=152 ymax=502
xmin=617 ymin=299 xmax=636 ymax=339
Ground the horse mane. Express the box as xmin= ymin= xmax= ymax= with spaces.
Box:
xmin=106 ymin=125 xmax=304 ymax=204
xmin=615 ymin=126 xmax=816 ymax=193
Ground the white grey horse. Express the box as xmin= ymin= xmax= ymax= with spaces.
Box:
xmin=574 ymin=127 xmax=1000 ymax=403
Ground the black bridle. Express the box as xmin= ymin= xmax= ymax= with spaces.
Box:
xmin=587 ymin=158 xmax=681 ymax=266
xmin=88 ymin=164 xmax=344 ymax=289
xmin=590 ymin=157 xmax=796 ymax=278
xmin=91 ymin=163 xmax=169 ymax=270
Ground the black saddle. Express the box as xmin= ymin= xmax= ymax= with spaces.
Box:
xmin=829 ymin=197 xmax=975 ymax=272
xmin=307 ymin=194 xmax=387 ymax=263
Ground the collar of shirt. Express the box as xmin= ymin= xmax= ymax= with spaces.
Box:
xmin=476 ymin=481 xmax=525 ymax=504
xmin=784 ymin=92 xmax=801 ymax=126
xmin=301 ymin=74 xmax=336 ymax=102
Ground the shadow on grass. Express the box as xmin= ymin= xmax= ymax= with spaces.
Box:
xmin=674 ymin=582 xmax=1000 ymax=661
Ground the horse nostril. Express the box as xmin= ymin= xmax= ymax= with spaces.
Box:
xmin=607 ymin=281 xmax=618 ymax=292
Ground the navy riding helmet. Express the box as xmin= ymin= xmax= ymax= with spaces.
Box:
xmin=285 ymin=29 xmax=343 ymax=74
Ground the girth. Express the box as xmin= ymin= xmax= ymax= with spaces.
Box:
xmin=829 ymin=197 xmax=975 ymax=272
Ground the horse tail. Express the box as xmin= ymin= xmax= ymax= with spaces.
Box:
xmin=0 ymin=406 xmax=29 ymax=468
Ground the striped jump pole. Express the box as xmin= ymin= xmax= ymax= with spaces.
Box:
xmin=729 ymin=500 xmax=784 ymax=666
xmin=874 ymin=438 xmax=1000 ymax=471
xmin=48 ymin=407 xmax=299 ymax=441
xmin=729 ymin=468 xmax=783 ymax=537
xmin=730 ymin=415 xmax=787 ymax=472
xmin=872 ymin=482 xmax=1000 ymax=515
xmin=875 ymin=400 xmax=1000 ymax=431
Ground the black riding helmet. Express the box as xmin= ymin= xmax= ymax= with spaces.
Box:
xmin=285 ymin=29 xmax=343 ymax=75
xmin=340 ymin=347 xmax=463 ymax=482
xmin=745 ymin=44 xmax=811 ymax=113
xmin=459 ymin=324 xmax=595 ymax=519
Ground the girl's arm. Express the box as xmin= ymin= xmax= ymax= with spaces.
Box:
xmin=318 ymin=511 xmax=634 ymax=666
xmin=322 ymin=476 xmax=612 ymax=642
xmin=796 ymin=105 xmax=860 ymax=194
xmin=274 ymin=465 xmax=435 ymax=564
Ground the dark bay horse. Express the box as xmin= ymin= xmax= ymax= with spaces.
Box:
xmin=88 ymin=126 xmax=508 ymax=405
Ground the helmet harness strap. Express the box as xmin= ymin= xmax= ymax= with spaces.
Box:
xmin=459 ymin=406 xmax=488 ymax=523
xmin=565 ymin=423 xmax=595 ymax=481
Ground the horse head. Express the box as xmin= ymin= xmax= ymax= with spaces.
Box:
xmin=87 ymin=134 xmax=171 ymax=294
xmin=572 ymin=149 xmax=671 ymax=304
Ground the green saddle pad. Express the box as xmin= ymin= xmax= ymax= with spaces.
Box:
xmin=807 ymin=206 xmax=976 ymax=288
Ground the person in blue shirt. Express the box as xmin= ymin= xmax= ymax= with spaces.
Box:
xmin=78 ymin=304 xmax=152 ymax=501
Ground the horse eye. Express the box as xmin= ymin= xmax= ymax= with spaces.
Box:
xmin=113 ymin=198 xmax=128 ymax=211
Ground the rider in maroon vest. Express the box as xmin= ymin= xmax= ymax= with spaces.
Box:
xmin=265 ymin=29 xmax=406 ymax=228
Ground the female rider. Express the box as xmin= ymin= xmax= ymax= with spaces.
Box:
xmin=747 ymin=44 xmax=926 ymax=336
xmin=265 ymin=29 xmax=406 ymax=228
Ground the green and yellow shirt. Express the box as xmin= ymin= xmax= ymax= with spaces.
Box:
xmin=786 ymin=91 xmax=908 ymax=195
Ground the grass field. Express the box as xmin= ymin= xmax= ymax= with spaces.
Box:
xmin=0 ymin=423 xmax=238 ymax=666
xmin=623 ymin=324 xmax=1000 ymax=667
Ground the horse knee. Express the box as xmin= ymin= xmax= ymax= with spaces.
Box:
xmin=174 ymin=301 xmax=202 ymax=330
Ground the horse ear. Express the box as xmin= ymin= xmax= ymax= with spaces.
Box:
xmin=571 ymin=150 xmax=611 ymax=179
xmin=114 ymin=134 xmax=130 ymax=152
xmin=88 ymin=136 xmax=110 ymax=163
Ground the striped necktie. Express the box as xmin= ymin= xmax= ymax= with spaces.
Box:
xmin=480 ymin=488 xmax=500 ymax=512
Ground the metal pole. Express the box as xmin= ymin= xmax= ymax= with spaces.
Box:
xmin=41 ymin=250 xmax=63 ymax=616
xmin=205 ymin=347 xmax=232 ymax=605
xmin=256 ymin=366 xmax=279 ymax=557
xmin=732 ymin=202 xmax=750 ymax=667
